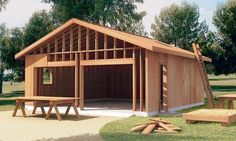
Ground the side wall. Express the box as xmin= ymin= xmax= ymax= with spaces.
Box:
xmin=167 ymin=55 xmax=204 ymax=108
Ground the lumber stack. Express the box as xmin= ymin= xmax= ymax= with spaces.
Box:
xmin=130 ymin=118 xmax=181 ymax=135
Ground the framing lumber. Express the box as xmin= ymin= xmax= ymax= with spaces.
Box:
xmin=47 ymin=61 xmax=75 ymax=67
xmin=114 ymin=38 xmax=117 ymax=58
xmin=132 ymin=48 xmax=137 ymax=111
xmin=70 ymin=29 xmax=73 ymax=60
xmin=139 ymin=49 xmax=143 ymax=111
xmin=62 ymin=33 xmax=66 ymax=61
xmin=86 ymin=28 xmax=89 ymax=60
xmin=75 ymin=53 xmax=79 ymax=107
xmin=80 ymin=58 xmax=134 ymax=66
xmin=54 ymin=38 xmax=58 ymax=61
xmin=142 ymin=124 xmax=156 ymax=134
xmin=79 ymin=66 xmax=84 ymax=110
xmin=95 ymin=31 xmax=98 ymax=59
xmin=104 ymin=34 xmax=107 ymax=59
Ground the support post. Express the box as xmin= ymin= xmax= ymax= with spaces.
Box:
xmin=79 ymin=65 xmax=84 ymax=110
xmin=139 ymin=49 xmax=143 ymax=111
xmin=86 ymin=28 xmax=89 ymax=60
xmin=75 ymin=53 xmax=79 ymax=107
xmin=62 ymin=33 xmax=66 ymax=61
xmin=132 ymin=48 xmax=136 ymax=111
xmin=95 ymin=31 xmax=98 ymax=59
xmin=104 ymin=34 xmax=107 ymax=59
xmin=70 ymin=29 xmax=73 ymax=60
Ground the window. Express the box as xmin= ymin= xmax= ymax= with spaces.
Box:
xmin=43 ymin=68 xmax=53 ymax=84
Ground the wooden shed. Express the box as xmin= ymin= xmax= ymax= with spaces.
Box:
xmin=15 ymin=19 xmax=211 ymax=116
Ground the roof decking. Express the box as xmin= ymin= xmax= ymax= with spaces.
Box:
xmin=15 ymin=18 xmax=211 ymax=62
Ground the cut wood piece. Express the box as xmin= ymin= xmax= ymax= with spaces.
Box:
xmin=159 ymin=122 xmax=175 ymax=132
xmin=130 ymin=124 xmax=148 ymax=132
xmin=135 ymin=121 xmax=158 ymax=126
xmin=165 ymin=124 xmax=182 ymax=131
xmin=142 ymin=124 xmax=157 ymax=134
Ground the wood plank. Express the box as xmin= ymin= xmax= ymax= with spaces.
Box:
xmin=47 ymin=61 xmax=76 ymax=67
xmin=86 ymin=28 xmax=89 ymax=60
xmin=95 ymin=31 xmax=98 ymax=59
xmin=142 ymin=124 xmax=156 ymax=134
xmin=114 ymin=38 xmax=117 ymax=58
xmin=133 ymin=48 xmax=136 ymax=111
xmin=79 ymin=66 xmax=84 ymax=110
xmin=104 ymin=34 xmax=107 ymax=59
xmin=139 ymin=49 xmax=143 ymax=111
xmin=62 ymin=33 xmax=66 ymax=61
xmin=80 ymin=58 xmax=134 ymax=66
xmin=130 ymin=125 xmax=147 ymax=132
xmin=75 ymin=53 xmax=79 ymax=107
xmin=70 ymin=29 xmax=73 ymax=60
xmin=159 ymin=122 xmax=175 ymax=132
xmin=54 ymin=38 xmax=58 ymax=61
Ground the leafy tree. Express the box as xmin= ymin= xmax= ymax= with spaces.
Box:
xmin=0 ymin=0 xmax=9 ymax=11
xmin=151 ymin=2 xmax=208 ymax=50
xmin=24 ymin=10 xmax=55 ymax=47
xmin=0 ymin=23 xmax=8 ymax=93
xmin=43 ymin=0 xmax=146 ymax=35
xmin=213 ymin=0 xmax=236 ymax=74
xmin=1 ymin=27 xmax=24 ymax=81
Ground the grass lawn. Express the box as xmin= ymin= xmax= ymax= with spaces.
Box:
xmin=100 ymin=74 xmax=236 ymax=141
xmin=0 ymin=82 xmax=24 ymax=111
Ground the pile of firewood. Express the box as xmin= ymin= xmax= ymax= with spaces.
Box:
xmin=130 ymin=118 xmax=182 ymax=134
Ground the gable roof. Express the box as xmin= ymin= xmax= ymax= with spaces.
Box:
xmin=15 ymin=18 xmax=211 ymax=62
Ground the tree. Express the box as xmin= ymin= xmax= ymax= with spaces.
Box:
xmin=43 ymin=0 xmax=146 ymax=35
xmin=151 ymin=2 xmax=208 ymax=50
xmin=1 ymin=27 xmax=24 ymax=81
xmin=24 ymin=10 xmax=55 ymax=47
xmin=0 ymin=0 xmax=9 ymax=12
xmin=0 ymin=23 xmax=8 ymax=93
xmin=213 ymin=0 xmax=236 ymax=74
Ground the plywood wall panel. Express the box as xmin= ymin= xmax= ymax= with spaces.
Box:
xmin=167 ymin=55 xmax=204 ymax=108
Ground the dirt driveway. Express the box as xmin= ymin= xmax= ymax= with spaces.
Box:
xmin=0 ymin=111 xmax=121 ymax=141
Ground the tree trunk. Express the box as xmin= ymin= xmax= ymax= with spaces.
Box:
xmin=0 ymin=66 xmax=3 ymax=94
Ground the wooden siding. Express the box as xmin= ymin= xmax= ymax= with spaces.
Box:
xmin=35 ymin=65 xmax=134 ymax=100
xmin=167 ymin=55 xmax=204 ymax=108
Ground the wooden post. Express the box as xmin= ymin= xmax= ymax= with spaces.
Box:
xmin=114 ymin=38 xmax=117 ymax=58
xmin=123 ymin=41 xmax=126 ymax=58
xmin=54 ymin=38 xmax=58 ymax=61
xmin=70 ymin=29 xmax=73 ymax=60
xmin=132 ymin=47 xmax=136 ymax=111
xmin=95 ymin=31 xmax=98 ymax=59
xmin=47 ymin=43 xmax=50 ymax=61
xmin=75 ymin=53 xmax=79 ymax=107
xmin=104 ymin=34 xmax=107 ymax=59
xmin=79 ymin=65 xmax=84 ymax=110
xmin=62 ymin=33 xmax=66 ymax=61
xmin=139 ymin=49 xmax=143 ymax=111
xmin=86 ymin=28 xmax=89 ymax=60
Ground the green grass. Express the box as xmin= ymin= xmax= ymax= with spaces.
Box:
xmin=100 ymin=74 xmax=236 ymax=141
xmin=0 ymin=82 xmax=24 ymax=111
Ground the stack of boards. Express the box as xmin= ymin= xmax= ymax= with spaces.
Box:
xmin=130 ymin=118 xmax=182 ymax=135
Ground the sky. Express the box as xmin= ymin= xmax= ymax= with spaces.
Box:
xmin=0 ymin=0 xmax=228 ymax=33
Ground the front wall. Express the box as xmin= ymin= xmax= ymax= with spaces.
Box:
xmin=167 ymin=55 xmax=204 ymax=108
xmin=25 ymin=54 xmax=48 ymax=97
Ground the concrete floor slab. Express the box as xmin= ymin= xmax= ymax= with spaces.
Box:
xmin=0 ymin=110 xmax=121 ymax=141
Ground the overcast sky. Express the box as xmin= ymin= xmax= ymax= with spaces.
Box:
xmin=0 ymin=0 xmax=227 ymax=33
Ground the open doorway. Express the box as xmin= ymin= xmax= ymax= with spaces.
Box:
xmin=82 ymin=65 xmax=135 ymax=116
xmin=160 ymin=65 xmax=168 ymax=112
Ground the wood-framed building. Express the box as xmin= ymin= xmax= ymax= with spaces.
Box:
xmin=15 ymin=19 xmax=211 ymax=116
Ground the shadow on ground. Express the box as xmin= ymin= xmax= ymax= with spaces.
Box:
xmin=35 ymin=134 xmax=101 ymax=141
